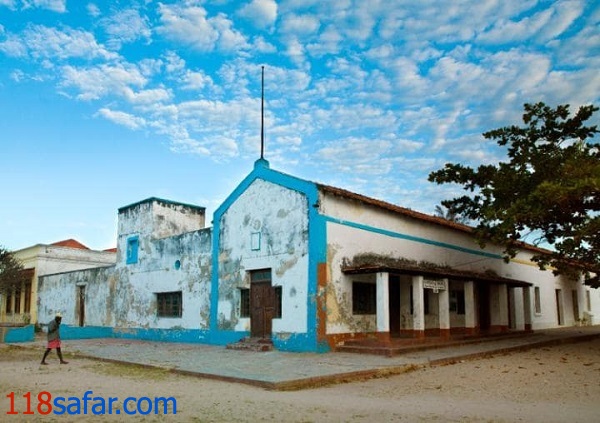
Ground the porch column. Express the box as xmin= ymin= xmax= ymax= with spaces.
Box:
xmin=464 ymin=281 xmax=476 ymax=335
xmin=376 ymin=272 xmax=390 ymax=342
xmin=438 ymin=278 xmax=450 ymax=338
xmin=491 ymin=284 xmax=509 ymax=333
xmin=523 ymin=285 xmax=533 ymax=331
xmin=412 ymin=275 xmax=425 ymax=338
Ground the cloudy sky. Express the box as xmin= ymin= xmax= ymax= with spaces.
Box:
xmin=1 ymin=0 xmax=599 ymax=251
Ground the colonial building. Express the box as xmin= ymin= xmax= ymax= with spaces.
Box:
xmin=1 ymin=239 xmax=115 ymax=326
xmin=36 ymin=159 xmax=599 ymax=352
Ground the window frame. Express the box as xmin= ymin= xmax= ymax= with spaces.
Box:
xmin=126 ymin=236 xmax=139 ymax=264
xmin=156 ymin=291 xmax=182 ymax=318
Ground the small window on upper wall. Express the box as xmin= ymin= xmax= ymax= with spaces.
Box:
xmin=126 ymin=236 xmax=139 ymax=264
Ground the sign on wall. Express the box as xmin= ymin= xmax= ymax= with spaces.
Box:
xmin=423 ymin=279 xmax=447 ymax=292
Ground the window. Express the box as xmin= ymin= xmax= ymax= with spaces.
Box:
xmin=586 ymin=291 xmax=591 ymax=311
xmin=250 ymin=269 xmax=271 ymax=284
xmin=352 ymin=282 xmax=376 ymax=315
xmin=156 ymin=291 xmax=182 ymax=318
xmin=274 ymin=286 xmax=282 ymax=319
xmin=24 ymin=283 xmax=32 ymax=313
xmin=14 ymin=289 xmax=21 ymax=314
xmin=450 ymin=290 xmax=465 ymax=315
xmin=126 ymin=236 xmax=139 ymax=264
xmin=5 ymin=292 xmax=12 ymax=313
xmin=534 ymin=286 xmax=541 ymax=314
xmin=424 ymin=290 xmax=430 ymax=315
xmin=240 ymin=288 xmax=250 ymax=318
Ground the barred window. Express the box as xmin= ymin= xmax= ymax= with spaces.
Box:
xmin=157 ymin=291 xmax=182 ymax=318
xmin=240 ymin=288 xmax=250 ymax=318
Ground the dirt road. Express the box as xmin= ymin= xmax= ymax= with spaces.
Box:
xmin=1 ymin=339 xmax=599 ymax=422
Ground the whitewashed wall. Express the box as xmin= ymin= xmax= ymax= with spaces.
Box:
xmin=218 ymin=179 xmax=310 ymax=334
xmin=320 ymin=191 xmax=600 ymax=335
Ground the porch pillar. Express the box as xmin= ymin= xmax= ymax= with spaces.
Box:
xmin=438 ymin=278 xmax=450 ymax=338
xmin=376 ymin=272 xmax=390 ymax=342
xmin=523 ymin=285 xmax=533 ymax=331
xmin=412 ymin=275 xmax=425 ymax=338
xmin=464 ymin=281 xmax=476 ymax=335
xmin=491 ymin=284 xmax=509 ymax=332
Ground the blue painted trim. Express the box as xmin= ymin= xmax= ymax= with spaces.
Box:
xmin=61 ymin=325 xmax=113 ymax=340
xmin=126 ymin=235 xmax=139 ymax=264
xmin=324 ymin=216 xmax=503 ymax=260
xmin=2 ymin=325 xmax=34 ymax=342
xmin=211 ymin=160 xmax=325 ymax=351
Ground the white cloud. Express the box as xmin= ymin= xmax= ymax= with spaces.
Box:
xmin=60 ymin=63 xmax=147 ymax=100
xmin=97 ymin=108 xmax=146 ymax=130
xmin=238 ymin=0 xmax=278 ymax=28
xmin=22 ymin=0 xmax=66 ymax=13
xmin=101 ymin=8 xmax=151 ymax=49
xmin=280 ymin=14 xmax=320 ymax=35
xmin=86 ymin=3 xmax=100 ymax=17
xmin=0 ymin=0 xmax=16 ymax=9
xmin=157 ymin=4 xmax=248 ymax=52
xmin=0 ymin=25 xmax=118 ymax=61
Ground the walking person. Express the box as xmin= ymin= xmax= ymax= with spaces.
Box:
xmin=41 ymin=313 xmax=68 ymax=365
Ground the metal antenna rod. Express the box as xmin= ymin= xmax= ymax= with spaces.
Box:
xmin=260 ymin=65 xmax=265 ymax=160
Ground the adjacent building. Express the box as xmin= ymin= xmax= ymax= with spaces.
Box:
xmin=1 ymin=239 xmax=116 ymax=326
xmin=36 ymin=160 xmax=599 ymax=352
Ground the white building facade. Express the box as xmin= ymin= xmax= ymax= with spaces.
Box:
xmin=35 ymin=160 xmax=600 ymax=352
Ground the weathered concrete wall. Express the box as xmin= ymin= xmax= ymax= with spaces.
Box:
xmin=218 ymin=178 xmax=310 ymax=335
xmin=38 ymin=229 xmax=212 ymax=332
xmin=320 ymin=191 xmax=600 ymax=335
xmin=2 ymin=245 xmax=116 ymax=325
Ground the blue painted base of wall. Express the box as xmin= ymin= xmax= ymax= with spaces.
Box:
xmin=53 ymin=326 xmax=330 ymax=353
xmin=2 ymin=325 xmax=35 ymax=343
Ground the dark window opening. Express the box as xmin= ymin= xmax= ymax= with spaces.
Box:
xmin=352 ymin=282 xmax=376 ymax=315
xmin=157 ymin=291 xmax=182 ymax=318
xmin=240 ymin=288 xmax=250 ymax=318
xmin=6 ymin=292 xmax=12 ymax=314
xmin=24 ymin=283 xmax=32 ymax=313
xmin=424 ymin=290 xmax=430 ymax=315
xmin=274 ymin=286 xmax=282 ymax=318
xmin=450 ymin=290 xmax=465 ymax=315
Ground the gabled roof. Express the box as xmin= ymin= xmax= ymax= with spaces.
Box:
xmin=50 ymin=239 xmax=90 ymax=250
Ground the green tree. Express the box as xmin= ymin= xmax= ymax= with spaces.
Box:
xmin=0 ymin=246 xmax=25 ymax=295
xmin=429 ymin=102 xmax=600 ymax=286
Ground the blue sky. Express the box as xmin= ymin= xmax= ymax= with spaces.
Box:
xmin=1 ymin=0 xmax=599 ymax=251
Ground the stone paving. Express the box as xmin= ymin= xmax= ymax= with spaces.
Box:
xmin=12 ymin=326 xmax=600 ymax=390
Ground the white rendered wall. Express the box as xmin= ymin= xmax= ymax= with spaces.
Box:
xmin=218 ymin=179 xmax=310 ymax=334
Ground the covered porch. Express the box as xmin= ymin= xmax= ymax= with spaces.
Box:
xmin=338 ymin=261 xmax=533 ymax=350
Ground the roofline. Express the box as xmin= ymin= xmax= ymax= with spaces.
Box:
xmin=317 ymin=183 xmax=556 ymax=257
xmin=342 ymin=264 xmax=532 ymax=287
xmin=118 ymin=197 xmax=206 ymax=214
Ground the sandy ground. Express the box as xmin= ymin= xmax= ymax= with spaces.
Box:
xmin=1 ymin=339 xmax=599 ymax=422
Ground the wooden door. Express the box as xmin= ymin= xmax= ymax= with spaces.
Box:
xmin=251 ymin=281 xmax=274 ymax=339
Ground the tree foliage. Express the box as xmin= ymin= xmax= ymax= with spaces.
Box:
xmin=0 ymin=246 xmax=26 ymax=295
xmin=429 ymin=102 xmax=600 ymax=286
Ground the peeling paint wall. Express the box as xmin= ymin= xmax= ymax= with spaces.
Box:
xmin=39 ymin=202 xmax=212 ymax=332
xmin=218 ymin=178 xmax=309 ymax=334
xmin=320 ymin=191 xmax=600 ymax=335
